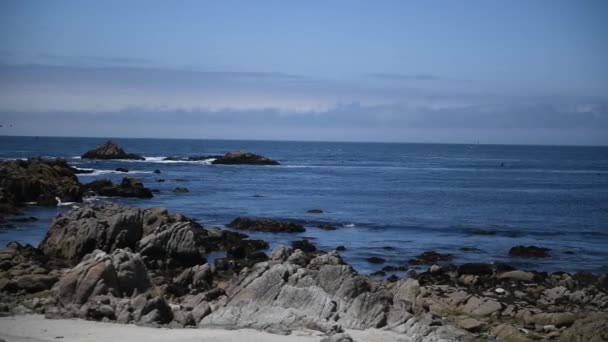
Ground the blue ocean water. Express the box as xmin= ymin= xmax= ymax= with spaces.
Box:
xmin=1 ymin=136 xmax=607 ymax=274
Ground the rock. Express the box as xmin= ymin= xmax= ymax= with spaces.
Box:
xmin=153 ymin=169 xmax=161 ymax=174
xmin=307 ymin=209 xmax=324 ymax=214
xmin=115 ymin=168 xmax=129 ymax=173
xmin=317 ymin=223 xmax=337 ymax=230
xmin=370 ymin=271 xmax=386 ymax=276
xmin=460 ymin=296 xmax=502 ymax=316
xmin=336 ymin=246 xmax=346 ymax=251
xmin=81 ymin=141 xmax=144 ymax=160
xmin=0 ymin=158 xmax=83 ymax=211
xmin=212 ymin=151 xmax=279 ymax=165
xmin=227 ymin=217 xmax=305 ymax=233
xmin=140 ymin=296 xmax=173 ymax=324
xmin=498 ymin=270 xmax=535 ymax=282
xmin=456 ymin=317 xmax=485 ymax=332
xmin=492 ymin=323 xmax=532 ymax=342
xmin=83 ymin=178 xmax=153 ymax=199
xmin=173 ymin=187 xmax=189 ymax=193
xmin=524 ymin=312 xmax=577 ymax=327
xmin=15 ymin=274 xmax=58 ymax=293
xmin=458 ymin=263 xmax=494 ymax=276
xmin=509 ymin=245 xmax=551 ymax=258
xmin=55 ymin=249 xmax=152 ymax=305
xmin=381 ymin=265 xmax=408 ymax=272
xmin=366 ymin=257 xmax=386 ymax=264
xmin=291 ymin=239 xmax=316 ymax=252
xmin=561 ymin=313 xmax=608 ymax=342
xmin=495 ymin=288 xmax=506 ymax=294
xmin=408 ymin=251 xmax=453 ymax=265
xmin=387 ymin=275 xmax=399 ymax=283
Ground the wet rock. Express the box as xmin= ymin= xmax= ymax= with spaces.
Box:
xmin=212 ymin=151 xmax=279 ymax=165
xmin=115 ymin=168 xmax=129 ymax=173
xmin=81 ymin=141 xmax=144 ymax=160
xmin=509 ymin=245 xmax=551 ymax=258
xmin=227 ymin=217 xmax=305 ymax=233
xmin=291 ymin=239 xmax=316 ymax=252
xmin=153 ymin=169 xmax=161 ymax=174
xmin=458 ymin=263 xmax=494 ymax=276
xmin=370 ymin=271 xmax=386 ymax=277
xmin=0 ymin=158 xmax=83 ymax=211
xmin=408 ymin=251 xmax=453 ymax=265
xmin=83 ymin=178 xmax=153 ymax=199
xmin=336 ymin=246 xmax=346 ymax=251
xmin=173 ymin=187 xmax=189 ymax=193
xmin=381 ymin=265 xmax=408 ymax=272
xmin=307 ymin=209 xmax=324 ymax=213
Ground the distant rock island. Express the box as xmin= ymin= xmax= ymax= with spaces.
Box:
xmin=164 ymin=151 xmax=280 ymax=165
xmin=81 ymin=141 xmax=144 ymax=160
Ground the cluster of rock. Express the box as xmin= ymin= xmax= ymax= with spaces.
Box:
xmin=164 ymin=151 xmax=280 ymax=165
xmin=0 ymin=156 xmax=156 ymax=215
xmin=213 ymin=151 xmax=280 ymax=165
xmin=227 ymin=217 xmax=306 ymax=233
xmin=83 ymin=178 xmax=154 ymax=198
xmin=1 ymin=204 xmax=606 ymax=341
xmin=0 ymin=158 xmax=83 ymax=213
xmin=81 ymin=141 xmax=144 ymax=160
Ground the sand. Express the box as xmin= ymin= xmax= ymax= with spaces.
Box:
xmin=0 ymin=315 xmax=401 ymax=342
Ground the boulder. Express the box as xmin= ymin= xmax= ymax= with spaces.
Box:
xmin=509 ymin=245 xmax=551 ymax=258
xmin=81 ymin=141 xmax=144 ymax=160
xmin=83 ymin=178 xmax=153 ymax=199
xmin=227 ymin=217 xmax=305 ymax=233
xmin=212 ymin=151 xmax=279 ymax=165
xmin=0 ymin=158 xmax=83 ymax=211
xmin=291 ymin=239 xmax=316 ymax=252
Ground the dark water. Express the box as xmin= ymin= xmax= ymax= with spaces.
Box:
xmin=1 ymin=136 xmax=607 ymax=274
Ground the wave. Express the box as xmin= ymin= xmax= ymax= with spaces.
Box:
xmin=76 ymin=169 xmax=155 ymax=176
xmin=118 ymin=156 xmax=217 ymax=164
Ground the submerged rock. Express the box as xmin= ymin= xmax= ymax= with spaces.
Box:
xmin=212 ymin=151 xmax=279 ymax=165
xmin=81 ymin=141 xmax=144 ymax=160
xmin=509 ymin=245 xmax=551 ymax=258
xmin=173 ymin=187 xmax=189 ymax=193
xmin=409 ymin=251 xmax=453 ymax=265
xmin=227 ymin=217 xmax=305 ymax=233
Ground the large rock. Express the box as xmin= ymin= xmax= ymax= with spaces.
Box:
xmin=212 ymin=151 xmax=279 ymax=165
xmin=81 ymin=141 xmax=144 ymax=160
xmin=83 ymin=178 xmax=153 ymax=199
xmin=227 ymin=217 xmax=305 ymax=233
xmin=0 ymin=158 xmax=82 ymax=211
xmin=40 ymin=204 xmax=265 ymax=268
xmin=55 ymin=249 xmax=152 ymax=305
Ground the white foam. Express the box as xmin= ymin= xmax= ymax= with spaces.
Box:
xmin=343 ymin=223 xmax=356 ymax=228
xmin=136 ymin=156 xmax=216 ymax=164
xmin=76 ymin=169 xmax=154 ymax=176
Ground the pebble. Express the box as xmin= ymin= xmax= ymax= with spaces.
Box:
xmin=495 ymin=288 xmax=506 ymax=294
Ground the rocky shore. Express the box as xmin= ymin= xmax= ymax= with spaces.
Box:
xmin=1 ymin=204 xmax=606 ymax=342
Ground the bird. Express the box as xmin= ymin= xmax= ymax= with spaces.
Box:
xmin=55 ymin=197 xmax=79 ymax=208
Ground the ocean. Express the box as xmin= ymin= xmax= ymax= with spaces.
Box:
xmin=1 ymin=136 xmax=607 ymax=274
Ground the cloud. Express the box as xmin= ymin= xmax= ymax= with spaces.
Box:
xmin=368 ymin=73 xmax=441 ymax=81
xmin=0 ymin=63 xmax=606 ymax=145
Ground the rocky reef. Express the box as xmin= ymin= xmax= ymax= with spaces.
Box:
xmin=81 ymin=141 xmax=144 ymax=160
xmin=212 ymin=151 xmax=280 ymax=165
xmin=0 ymin=158 xmax=83 ymax=213
xmin=1 ymin=204 xmax=606 ymax=341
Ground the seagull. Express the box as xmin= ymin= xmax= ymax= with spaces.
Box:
xmin=55 ymin=197 xmax=79 ymax=209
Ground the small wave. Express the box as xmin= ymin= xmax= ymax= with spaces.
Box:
xmin=76 ymin=169 xmax=154 ymax=176
xmin=343 ymin=223 xmax=356 ymax=228
xmin=118 ymin=156 xmax=217 ymax=164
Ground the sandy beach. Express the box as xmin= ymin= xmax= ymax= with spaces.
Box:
xmin=0 ymin=315 xmax=405 ymax=342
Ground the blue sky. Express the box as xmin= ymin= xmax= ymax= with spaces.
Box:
xmin=0 ymin=0 xmax=607 ymax=144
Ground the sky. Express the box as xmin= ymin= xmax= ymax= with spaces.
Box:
xmin=0 ymin=0 xmax=607 ymax=145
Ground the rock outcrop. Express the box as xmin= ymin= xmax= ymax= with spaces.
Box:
xmin=81 ymin=141 xmax=144 ymax=160
xmin=0 ymin=158 xmax=83 ymax=212
xmin=83 ymin=178 xmax=154 ymax=199
xmin=212 ymin=151 xmax=279 ymax=165
xmin=227 ymin=217 xmax=305 ymax=233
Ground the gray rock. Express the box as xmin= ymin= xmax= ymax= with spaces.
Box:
xmin=497 ymin=270 xmax=535 ymax=282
